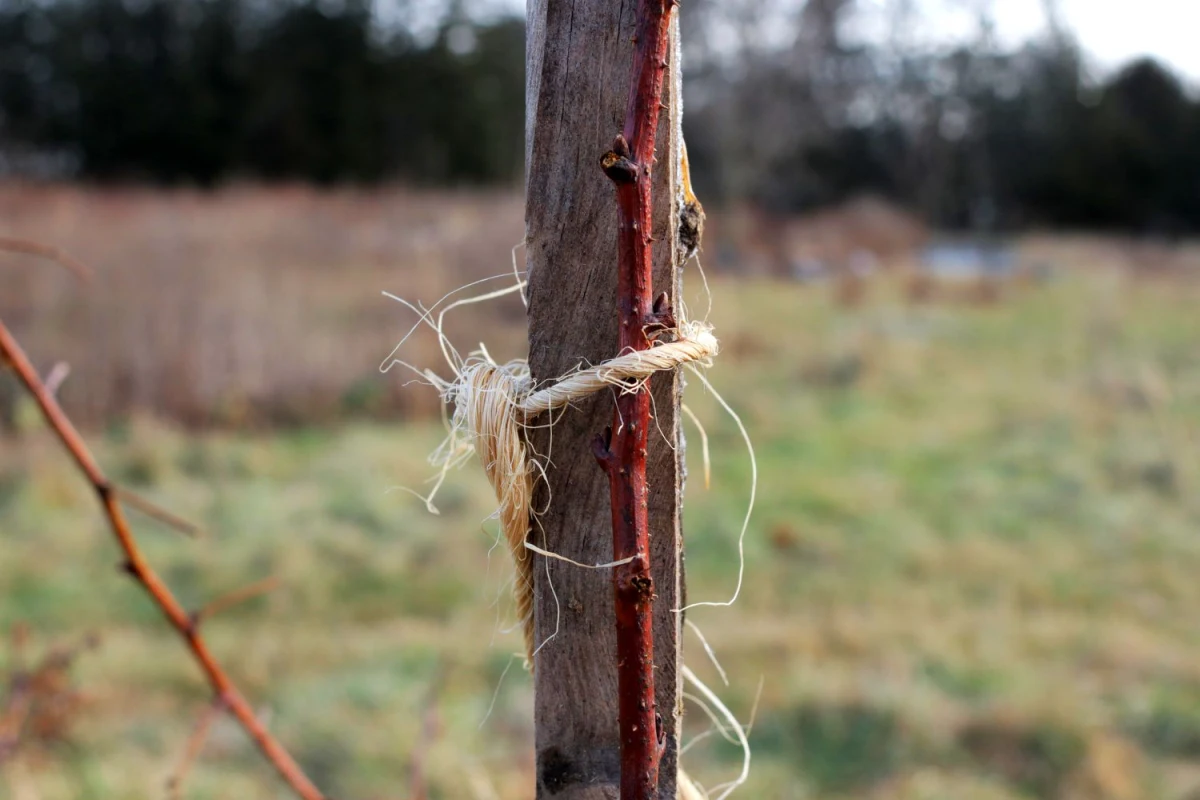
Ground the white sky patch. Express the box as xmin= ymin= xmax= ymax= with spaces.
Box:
xmin=1056 ymin=0 xmax=1200 ymax=81
xmin=851 ymin=0 xmax=1199 ymax=82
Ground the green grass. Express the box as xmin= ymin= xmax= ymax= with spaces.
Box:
xmin=4 ymin=267 xmax=1200 ymax=798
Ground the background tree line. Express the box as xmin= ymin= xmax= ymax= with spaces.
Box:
xmin=680 ymin=0 xmax=1200 ymax=235
xmin=0 ymin=0 xmax=524 ymax=185
xmin=1 ymin=0 xmax=1198 ymax=234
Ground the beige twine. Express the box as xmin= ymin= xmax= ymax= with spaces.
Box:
xmin=437 ymin=320 xmax=719 ymax=663
xmin=417 ymin=316 xmax=720 ymax=796
xmin=400 ymin=309 xmax=736 ymax=798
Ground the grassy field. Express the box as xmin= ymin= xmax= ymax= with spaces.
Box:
xmin=4 ymin=262 xmax=1200 ymax=799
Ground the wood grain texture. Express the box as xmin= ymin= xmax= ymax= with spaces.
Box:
xmin=525 ymin=2 xmax=684 ymax=798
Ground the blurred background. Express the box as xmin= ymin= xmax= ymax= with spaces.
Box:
xmin=1 ymin=1 xmax=1199 ymax=798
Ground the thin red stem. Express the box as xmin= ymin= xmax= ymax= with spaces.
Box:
xmin=0 ymin=318 xmax=325 ymax=800
xmin=596 ymin=2 xmax=677 ymax=797
xmin=0 ymin=237 xmax=94 ymax=281
xmin=167 ymin=699 xmax=224 ymax=800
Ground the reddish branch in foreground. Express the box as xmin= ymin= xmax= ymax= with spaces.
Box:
xmin=0 ymin=237 xmax=94 ymax=282
xmin=595 ymin=1 xmax=678 ymax=797
xmin=0 ymin=317 xmax=326 ymax=800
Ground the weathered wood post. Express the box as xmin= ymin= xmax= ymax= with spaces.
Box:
xmin=525 ymin=2 xmax=685 ymax=797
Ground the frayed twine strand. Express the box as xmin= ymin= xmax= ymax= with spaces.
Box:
xmin=429 ymin=320 xmax=719 ymax=663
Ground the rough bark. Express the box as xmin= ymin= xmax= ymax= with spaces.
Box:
xmin=525 ymin=2 xmax=684 ymax=798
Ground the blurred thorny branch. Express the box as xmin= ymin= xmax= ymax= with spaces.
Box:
xmin=0 ymin=241 xmax=327 ymax=800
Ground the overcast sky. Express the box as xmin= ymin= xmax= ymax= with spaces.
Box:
xmin=385 ymin=0 xmax=1198 ymax=83
xmin=907 ymin=0 xmax=1199 ymax=81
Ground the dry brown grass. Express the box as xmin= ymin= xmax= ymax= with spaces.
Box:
xmin=0 ymin=184 xmax=525 ymax=428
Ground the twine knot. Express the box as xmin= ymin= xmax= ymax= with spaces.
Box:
xmin=439 ymin=321 xmax=719 ymax=663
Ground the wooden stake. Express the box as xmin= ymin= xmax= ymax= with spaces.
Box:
xmin=526 ymin=1 xmax=685 ymax=797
